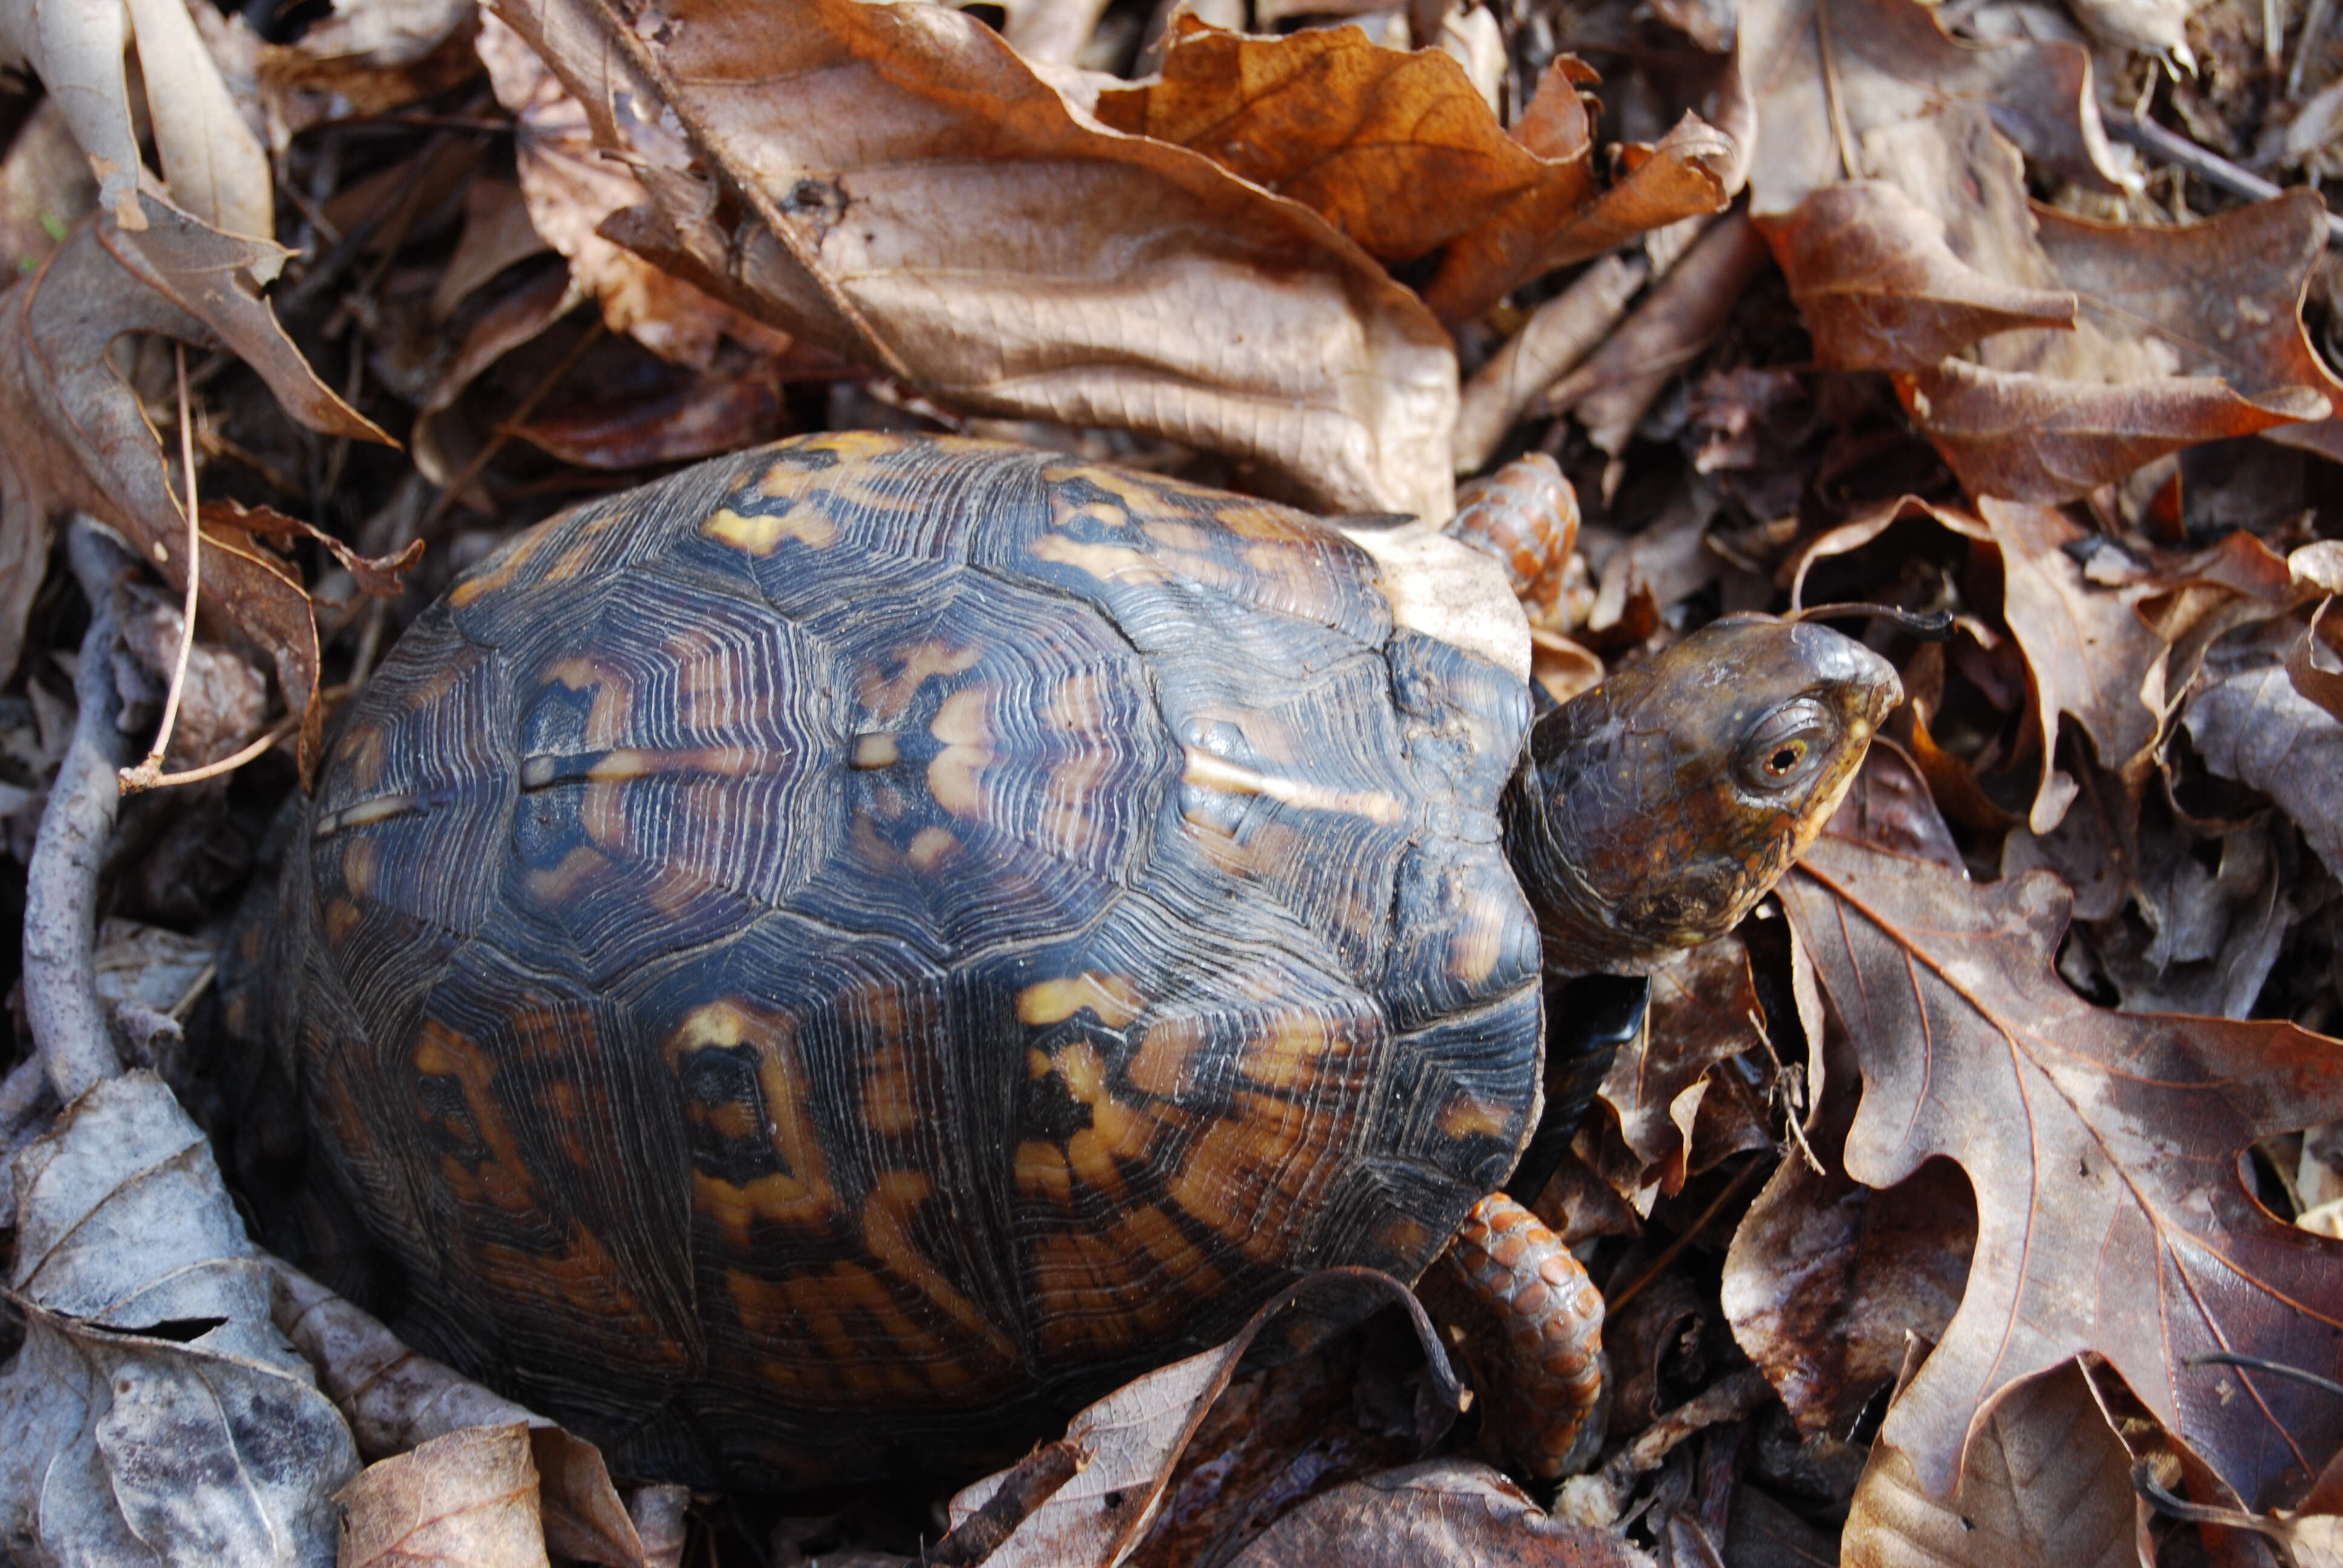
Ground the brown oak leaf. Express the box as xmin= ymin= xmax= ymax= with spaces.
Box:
xmin=493 ymin=0 xmax=1458 ymax=518
xmin=1778 ymin=818 xmax=2343 ymax=1509
xmin=0 ymin=197 xmax=390 ymax=774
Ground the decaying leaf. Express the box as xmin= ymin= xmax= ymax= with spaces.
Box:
xmin=0 ymin=1073 xmax=360 ymax=1567
xmin=1585 ymin=934 xmax=1771 ymax=1204
xmin=0 ymin=196 xmax=390 ymax=771
xmin=1778 ymin=814 xmax=2343 ymax=1508
xmin=0 ymin=0 xmax=272 ymax=236
xmin=1095 ymin=24 xmax=1731 ymax=324
xmin=473 ymin=11 xmax=784 ymax=372
xmin=1740 ymin=0 xmax=2128 ymax=224
xmin=1723 ymin=1113 xmax=1976 ymax=1437
xmin=1841 ymin=1362 xmax=2145 ymax=1568
xmin=1761 ymin=181 xmax=2075 ymax=371
xmin=2183 ymin=661 xmax=2343 ymax=881
xmin=1224 ymin=1458 xmax=1657 ymax=1567
xmin=1976 ymin=498 xmax=2169 ymax=832
xmin=255 ymin=0 xmax=483 ymax=140
xmin=946 ymin=1270 xmax=1458 ymax=1568
xmin=338 ymin=1422 xmax=551 ymax=1568
xmin=269 ymin=1261 xmax=650 ymax=1568
xmin=493 ymin=0 xmax=1460 ymax=517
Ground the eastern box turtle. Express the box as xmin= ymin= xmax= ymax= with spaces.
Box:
xmin=245 ymin=433 xmax=1896 ymax=1488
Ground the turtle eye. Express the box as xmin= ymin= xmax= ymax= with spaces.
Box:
xmin=1736 ymin=700 xmax=1835 ymax=794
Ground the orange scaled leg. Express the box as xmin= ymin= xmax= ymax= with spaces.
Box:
xmin=1421 ymin=1191 xmax=1605 ymax=1480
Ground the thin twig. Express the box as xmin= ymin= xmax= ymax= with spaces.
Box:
xmin=2102 ymin=106 xmax=2343 ymax=244
xmin=120 ymin=346 xmax=203 ymax=792
xmin=1604 ymin=1156 xmax=1770 ymax=1315
xmin=25 ymin=523 xmax=135 ymax=1104
xmin=117 ymin=710 xmax=301 ymax=795
xmin=415 ymin=321 xmax=606 ymax=537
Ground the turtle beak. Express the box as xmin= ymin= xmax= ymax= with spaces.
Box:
xmin=1794 ymin=620 xmax=1902 ymax=738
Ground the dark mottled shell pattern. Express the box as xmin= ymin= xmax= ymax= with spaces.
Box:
xmin=272 ymin=433 xmax=1545 ymax=1485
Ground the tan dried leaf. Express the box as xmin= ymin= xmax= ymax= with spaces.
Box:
xmin=1738 ymin=0 xmax=2129 ymax=221
xmin=269 ymin=1260 xmax=649 ymax=1568
xmin=1226 ymin=1458 xmax=1657 ymax=1567
xmin=338 ymin=1423 xmax=551 ymax=1568
xmin=256 ymin=0 xmax=483 ymax=139
xmin=491 ymin=0 xmax=1459 ymax=517
xmin=1759 ymin=181 xmax=2075 ymax=370
xmin=0 ymin=197 xmax=389 ymax=772
xmin=1974 ymin=498 xmax=2168 ymax=832
xmin=1843 ymin=1363 xmax=2146 ymax=1568
xmin=474 ymin=11 xmax=777 ymax=371
xmin=0 ymin=0 xmax=270 ymax=236
xmin=946 ymin=1272 xmax=1455 ymax=1568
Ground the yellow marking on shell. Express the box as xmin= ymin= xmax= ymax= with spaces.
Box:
xmin=927 ymin=686 xmax=995 ymax=819
xmin=1239 ymin=1013 xmax=1354 ymax=1091
xmin=701 ymin=504 xmax=840 ymax=556
xmin=861 ymin=1040 xmax=920 ymax=1135
xmin=667 ymin=1002 xmax=836 ymax=1231
xmin=1041 ymin=464 xmax=1194 ymax=519
xmin=1128 ymin=1018 xmax=1205 ymax=1099
xmin=1438 ymin=1092 xmax=1510 ymax=1140
xmin=906 ymin=826 xmax=960 ymax=872
xmin=1448 ymin=898 xmax=1509 ymax=986
xmin=1017 ymin=973 xmax=1145 ymax=1030
xmin=340 ymin=836 xmax=382 ymax=900
xmin=859 ymin=641 xmax=981 ymax=723
xmin=540 ymin=540 xmax=596 ymax=586
xmin=1051 ymin=495 xmax=1132 ymax=531
xmin=1122 ymin=1203 xmax=1218 ymax=1290
xmin=1181 ymin=747 xmax=1407 ymax=826
xmin=1015 ymin=1139 xmax=1075 ymax=1204
xmin=449 ymin=523 xmax=555 ymax=607
xmin=540 ymin=657 xmax=632 ymax=745
xmin=1168 ymin=1095 xmax=1311 ymax=1262
xmin=591 ymin=745 xmax=756 ymax=783
xmin=790 ymin=429 xmax=912 ymax=466
xmin=863 ymin=1170 xmax=1018 ymax=1361
xmin=528 ymin=842 xmax=612 ymax=906
xmin=324 ymin=898 xmax=361 ymax=946
xmin=851 ymin=733 xmax=899 ymax=769
xmin=317 ymin=792 xmax=424 ymax=837
xmin=1212 ymin=500 xmax=1320 ymax=543
xmin=1029 ymin=533 xmax=1167 ymax=584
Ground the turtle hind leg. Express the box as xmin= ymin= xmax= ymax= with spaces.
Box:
xmin=1419 ymin=1191 xmax=1607 ymax=1481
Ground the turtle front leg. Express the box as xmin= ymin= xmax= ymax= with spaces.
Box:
xmin=1420 ymin=1192 xmax=1606 ymax=1480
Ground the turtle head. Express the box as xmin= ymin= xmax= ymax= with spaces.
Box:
xmin=1504 ymin=616 xmax=1901 ymax=976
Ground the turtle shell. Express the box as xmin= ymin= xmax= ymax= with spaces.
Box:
xmin=274 ymin=433 xmax=1544 ymax=1485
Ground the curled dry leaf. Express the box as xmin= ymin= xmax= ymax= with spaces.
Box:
xmin=0 ymin=0 xmax=272 ymax=236
xmin=1896 ymin=192 xmax=2342 ymax=502
xmin=493 ymin=0 xmax=1459 ymax=517
xmin=1777 ymin=817 xmax=2343 ymax=1508
xmin=0 ymin=197 xmax=390 ymax=773
xmin=0 ymin=1072 xmax=359 ymax=1566
xmin=1976 ymin=498 xmax=2169 ymax=833
xmin=1723 ymin=1111 xmax=1975 ymax=1437
xmin=1739 ymin=0 xmax=2129 ymax=224
xmin=2183 ymin=662 xmax=2343 ymax=881
xmin=1760 ymin=181 xmax=2076 ymax=371
xmin=338 ymin=1422 xmax=550 ymax=1568
xmin=945 ymin=1270 xmax=1459 ymax=1568
xmin=1224 ymin=1457 xmax=1657 ymax=1567
xmin=1094 ymin=24 xmax=1731 ymax=324
xmin=269 ymin=1261 xmax=649 ymax=1568
xmin=1454 ymin=253 xmax=1647 ymax=474
xmin=256 ymin=0 xmax=483 ymax=140
xmin=1585 ymin=934 xmax=1769 ymax=1205
xmin=473 ymin=11 xmax=782 ymax=372
xmin=1841 ymin=1362 xmax=2145 ymax=1568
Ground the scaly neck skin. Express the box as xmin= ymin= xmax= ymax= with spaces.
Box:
xmin=1499 ymin=618 xmax=1903 ymax=978
xmin=1501 ymin=676 xmax=1718 ymax=978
